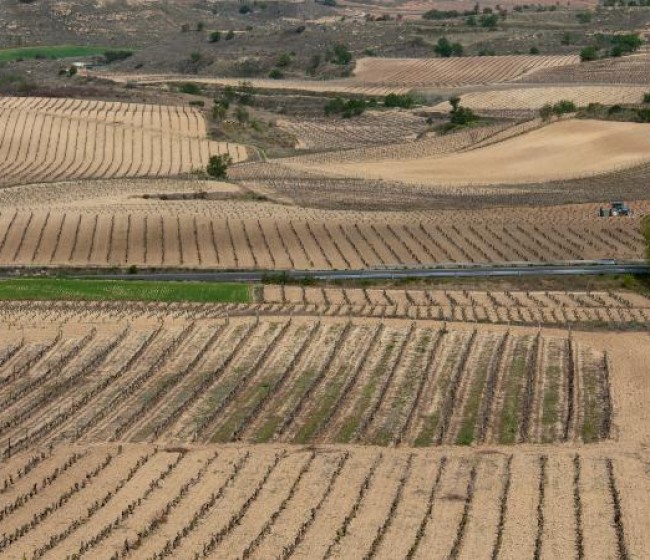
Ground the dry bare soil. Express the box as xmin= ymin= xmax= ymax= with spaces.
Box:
xmin=286 ymin=120 xmax=650 ymax=186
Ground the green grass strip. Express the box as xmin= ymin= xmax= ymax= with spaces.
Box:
xmin=0 ymin=278 xmax=250 ymax=303
xmin=0 ymin=45 xmax=115 ymax=62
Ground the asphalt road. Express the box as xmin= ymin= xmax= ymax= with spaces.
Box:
xmin=67 ymin=261 xmax=650 ymax=283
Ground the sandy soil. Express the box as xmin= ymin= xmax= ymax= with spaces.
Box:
xmin=292 ymin=120 xmax=650 ymax=186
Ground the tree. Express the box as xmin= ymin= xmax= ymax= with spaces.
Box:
xmin=434 ymin=37 xmax=455 ymax=57
xmin=332 ymin=44 xmax=352 ymax=65
xmin=209 ymin=31 xmax=222 ymax=43
xmin=529 ymin=46 xmax=540 ymax=54
xmin=225 ymin=30 xmax=235 ymax=40
xmin=580 ymin=45 xmax=598 ymax=62
xmin=449 ymin=95 xmax=461 ymax=111
xmin=479 ymin=13 xmax=498 ymax=28
xmin=552 ymin=100 xmax=576 ymax=116
xmin=268 ymin=68 xmax=284 ymax=79
xmin=384 ymin=93 xmax=415 ymax=108
xmin=206 ymin=154 xmax=232 ymax=179
xmin=539 ymin=103 xmax=554 ymax=121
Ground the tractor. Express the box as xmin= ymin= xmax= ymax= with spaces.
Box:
xmin=599 ymin=201 xmax=631 ymax=217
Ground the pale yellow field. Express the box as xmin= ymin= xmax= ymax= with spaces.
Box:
xmin=288 ymin=120 xmax=650 ymax=186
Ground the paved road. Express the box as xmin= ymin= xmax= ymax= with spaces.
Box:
xmin=67 ymin=261 xmax=650 ymax=283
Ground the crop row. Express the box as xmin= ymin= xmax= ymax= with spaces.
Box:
xmin=0 ymin=210 xmax=641 ymax=268
xmin=0 ymin=445 xmax=641 ymax=559
xmin=0 ymin=319 xmax=612 ymax=448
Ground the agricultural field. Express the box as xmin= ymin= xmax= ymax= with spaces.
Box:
xmin=1 ymin=443 xmax=647 ymax=559
xmin=0 ymin=206 xmax=642 ymax=268
xmin=433 ymin=85 xmax=650 ymax=113
xmin=285 ymin=120 xmax=650 ymax=186
xmin=351 ymin=55 xmax=580 ymax=88
xmin=0 ymin=310 xmax=648 ymax=558
xmin=3 ymin=1 xmax=650 ymax=556
xmin=0 ymin=97 xmax=248 ymax=189
xmin=259 ymin=285 xmax=650 ymax=326
xmin=0 ymin=315 xmax=615 ymax=447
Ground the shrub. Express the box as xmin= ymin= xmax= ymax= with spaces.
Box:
xmin=268 ymin=68 xmax=284 ymax=79
xmin=643 ymin=93 xmax=650 ymax=103
xmin=434 ymin=37 xmax=463 ymax=57
xmin=479 ymin=13 xmax=498 ymax=28
xmin=552 ymin=99 xmax=576 ymax=115
xmin=576 ymin=11 xmax=592 ymax=23
xmin=189 ymin=100 xmax=205 ymax=107
xmin=206 ymin=154 xmax=232 ymax=179
xmin=331 ymin=44 xmax=352 ymax=65
xmin=104 ymin=50 xmax=133 ymax=63
xmin=179 ymin=82 xmax=201 ymax=95
xmin=529 ymin=46 xmax=540 ymax=54
xmin=580 ymin=46 xmax=598 ymax=62
xmin=384 ymin=93 xmax=415 ymax=108
xmin=225 ymin=30 xmax=235 ymax=40
xmin=539 ymin=103 xmax=554 ymax=121
xmin=324 ymin=97 xmax=368 ymax=118
xmin=209 ymin=31 xmax=222 ymax=43
xmin=450 ymin=105 xmax=477 ymax=125
xmin=239 ymin=5 xmax=251 ymax=13
xmin=276 ymin=52 xmax=292 ymax=67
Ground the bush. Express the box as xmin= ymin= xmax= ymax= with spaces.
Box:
xmin=189 ymin=100 xmax=205 ymax=107
xmin=580 ymin=46 xmax=598 ymax=62
xmin=576 ymin=11 xmax=592 ymax=23
xmin=450 ymin=105 xmax=477 ymax=125
xmin=103 ymin=50 xmax=133 ymax=64
xmin=529 ymin=46 xmax=539 ymax=54
xmin=479 ymin=13 xmax=498 ymax=28
xmin=225 ymin=30 xmax=235 ymax=40
xmin=325 ymin=97 xmax=368 ymax=118
xmin=239 ymin=4 xmax=251 ymax=13
xmin=179 ymin=82 xmax=201 ymax=95
xmin=209 ymin=31 xmax=221 ymax=43
xmin=552 ymin=99 xmax=576 ymax=115
xmin=643 ymin=93 xmax=650 ymax=103
xmin=539 ymin=103 xmax=554 ymax=121
xmin=384 ymin=93 xmax=415 ymax=108
xmin=434 ymin=37 xmax=463 ymax=57
xmin=206 ymin=154 xmax=232 ymax=179
xmin=276 ymin=52 xmax=292 ymax=67
xmin=268 ymin=68 xmax=284 ymax=79
xmin=331 ymin=44 xmax=352 ymax=65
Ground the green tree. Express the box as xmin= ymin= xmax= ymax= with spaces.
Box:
xmin=332 ymin=44 xmax=352 ymax=65
xmin=434 ymin=37 xmax=453 ymax=57
xmin=580 ymin=45 xmax=598 ymax=62
xmin=209 ymin=31 xmax=222 ymax=43
xmin=539 ymin=103 xmax=554 ymax=121
xmin=206 ymin=154 xmax=232 ymax=179
xmin=479 ymin=13 xmax=498 ymax=28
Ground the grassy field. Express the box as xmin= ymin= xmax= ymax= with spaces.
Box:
xmin=0 ymin=45 xmax=109 ymax=62
xmin=0 ymin=278 xmax=251 ymax=303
